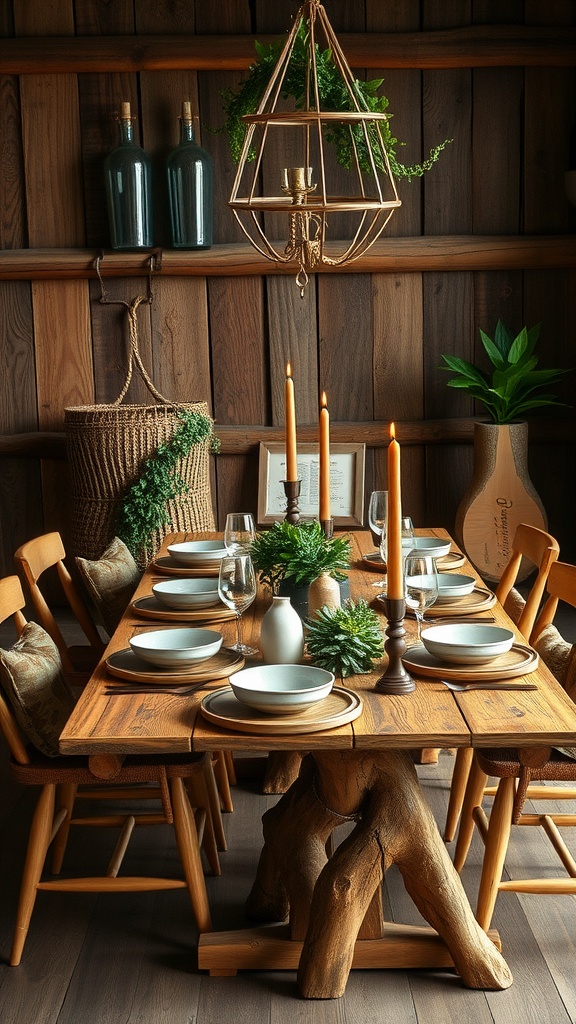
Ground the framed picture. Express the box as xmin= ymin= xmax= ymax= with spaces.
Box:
xmin=257 ymin=442 xmax=365 ymax=526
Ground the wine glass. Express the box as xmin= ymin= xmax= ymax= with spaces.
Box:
xmin=404 ymin=553 xmax=439 ymax=642
xmin=224 ymin=512 xmax=256 ymax=555
xmin=368 ymin=490 xmax=388 ymax=548
xmin=218 ymin=554 xmax=258 ymax=655
xmin=401 ymin=516 xmax=415 ymax=570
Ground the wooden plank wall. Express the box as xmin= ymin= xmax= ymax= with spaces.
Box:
xmin=0 ymin=0 xmax=574 ymax=578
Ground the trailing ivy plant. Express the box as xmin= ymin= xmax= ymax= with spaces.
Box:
xmin=249 ymin=520 xmax=351 ymax=592
xmin=305 ymin=599 xmax=384 ymax=678
xmin=217 ymin=24 xmax=451 ymax=179
xmin=116 ymin=408 xmax=219 ymax=559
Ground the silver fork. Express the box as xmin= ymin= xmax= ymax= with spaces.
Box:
xmin=439 ymin=678 xmax=537 ymax=692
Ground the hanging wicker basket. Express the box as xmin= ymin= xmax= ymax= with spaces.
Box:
xmin=65 ymin=273 xmax=215 ymax=567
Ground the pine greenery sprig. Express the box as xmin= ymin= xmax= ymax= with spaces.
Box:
xmin=305 ymin=599 xmax=384 ymax=678
xmin=116 ymin=408 xmax=218 ymax=559
xmin=216 ymin=24 xmax=451 ymax=179
xmin=249 ymin=520 xmax=351 ymax=591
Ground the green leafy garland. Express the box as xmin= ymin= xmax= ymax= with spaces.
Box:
xmin=116 ymin=409 xmax=219 ymax=559
xmin=250 ymin=520 xmax=351 ymax=591
xmin=217 ymin=25 xmax=451 ymax=180
xmin=305 ymin=599 xmax=384 ymax=677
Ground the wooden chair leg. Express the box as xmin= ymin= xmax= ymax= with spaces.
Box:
xmin=223 ymin=749 xmax=237 ymax=785
xmin=51 ymin=782 xmax=77 ymax=874
xmin=204 ymin=756 xmax=227 ymax=851
xmin=170 ymin=777 xmax=212 ymax=934
xmin=444 ymin=747 xmax=474 ymax=842
xmin=185 ymin=771 xmax=221 ymax=876
xmin=475 ymin=776 xmax=515 ymax=932
xmin=11 ymin=783 xmax=56 ymax=966
xmin=213 ymin=751 xmax=234 ymax=813
xmin=453 ymin=758 xmax=489 ymax=872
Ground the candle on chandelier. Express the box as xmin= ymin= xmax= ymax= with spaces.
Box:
xmin=319 ymin=391 xmax=330 ymax=521
xmin=285 ymin=363 xmax=298 ymax=481
xmin=386 ymin=422 xmax=403 ymax=599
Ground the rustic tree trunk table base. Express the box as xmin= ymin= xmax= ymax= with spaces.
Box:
xmin=199 ymin=750 xmax=513 ymax=998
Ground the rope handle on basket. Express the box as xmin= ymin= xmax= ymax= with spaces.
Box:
xmin=94 ymin=252 xmax=173 ymax=407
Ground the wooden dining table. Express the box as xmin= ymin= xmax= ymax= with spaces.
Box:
xmin=60 ymin=529 xmax=576 ymax=999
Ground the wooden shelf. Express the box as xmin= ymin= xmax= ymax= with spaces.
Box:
xmin=1 ymin=26 xmax=574 ymax=74
xmin=2 ymin=417 xmax=573 ymax=461
xmin=1 ymin=237 xmax=575 ymax=281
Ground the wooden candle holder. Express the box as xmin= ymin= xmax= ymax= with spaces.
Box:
xmin=320 ymin=518 xmax=334 ymax=539
xmin=282 ymin=480 xmax=301 ymax=524
xmin=374 ymin=597 xmax=415 ymax=694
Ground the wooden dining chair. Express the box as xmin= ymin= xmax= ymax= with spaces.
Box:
xmin=14 ymin=531 xmax=106 ymax=683
xmin=0 ymin=574 xmax=218 ymax=965
xmin=452 ymin=560 xmax=576 ymax=931
xmin=444 ymin=523 xmax=560 ymax=843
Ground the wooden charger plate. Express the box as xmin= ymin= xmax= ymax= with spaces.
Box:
xmin=200 ymin=686 xmax=363 ymax=735
xmin=131 ymin=596 xmax=236 ymax=623
xmin=419 ymin=587 xmax=497 ymax=617
xmin=106 ymin=646 xmax=244 ymax=684
xmin=361 ymin=550 xmax=466 ymax=572
xmin=152 ymin=556 xmax=221 ymax=578
xmin=402 ymin=642 xmax=539 ymax=681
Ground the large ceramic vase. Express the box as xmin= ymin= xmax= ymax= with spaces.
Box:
xmin=455 ymin=421 xmax=547 ymax=583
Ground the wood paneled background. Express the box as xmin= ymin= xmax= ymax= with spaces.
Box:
xmin=0 ymin=0 xmax=575 ymax=578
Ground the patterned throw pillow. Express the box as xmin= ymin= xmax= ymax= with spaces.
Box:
xmin=533 ymin=623 xmax=576 ymax=759
xmin=0 ymin=622 xmax=76 ymax=757
xmin=76 ymin=536 xmax=141 ymax=636
xmin=502 ymin=586 xmax=526 ymax=625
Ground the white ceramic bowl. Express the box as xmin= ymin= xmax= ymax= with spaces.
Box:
xmin=435 ymin=573 xmax=476 ymax=603
xmin=402 ymin=536 xmax=452 ymax=560
xmin=129 ymin=628 xmax=223 ymax=668
xmin=229 ymin=664 xmax=334 ymax=715
xmin=167 ymin=540 xmax=228 ymax=566
xmin=421 ymin=624 xmax=514 ymax=665
xmin=152 ymin=578 xmax=221 ymax=609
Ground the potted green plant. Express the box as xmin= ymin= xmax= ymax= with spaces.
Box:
xmin=249 ymin=520 xmax=351 ymax=617
xmin=305 ymin=599 xmax=384 ymax=678
xmin=440 ymin=321 xmax=571 ymax=581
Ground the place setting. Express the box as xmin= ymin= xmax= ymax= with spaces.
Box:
xmin=130 ymin=578 xmax=237 ymax=623
xmin=200 ymin=663 xmax=363 ymax=735
xmin=105 ymin=627 xmax=245 ymax=689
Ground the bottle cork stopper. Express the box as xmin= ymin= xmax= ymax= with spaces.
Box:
xmin=182 ymin=100 xmax=192 ymax=122
xmin=121 ymin=101 xmax=131 ymax=119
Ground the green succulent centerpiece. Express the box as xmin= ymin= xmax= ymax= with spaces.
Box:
xmin=249 ymin=520 xmax=351 ymax=592
xmin=305 ymin=599 xmax=384 ymax=678
xmin=440 ymin=321 xmax=570 ymax=424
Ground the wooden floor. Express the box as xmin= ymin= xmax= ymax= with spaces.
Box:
xmin=1 ymin=748 xmax=576 ymax=1024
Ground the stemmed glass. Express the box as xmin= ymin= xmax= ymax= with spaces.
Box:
xmin=404 ymin=553 xmax=439 ymax=642
xmin=224 ymin=513 xmax=256 ymax=555
xmin=218 ymin=554 xmax=258 ymax=655
xmin=368 ymin=490 xmax=388 ymax=549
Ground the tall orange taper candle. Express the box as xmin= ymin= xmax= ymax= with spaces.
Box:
xmin=319 ymin=391 xmax=330 ymax=520
xmin=285 ymin=363 xmax=298 ymax=481
xmin=386 ymin=422 xmax=403 ymax=599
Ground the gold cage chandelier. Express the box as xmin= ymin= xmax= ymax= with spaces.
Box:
xmin=229 ymin=0 xmax=402 ymax=295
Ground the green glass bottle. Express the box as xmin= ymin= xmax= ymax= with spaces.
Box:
xmin=167 ymin=101 xmax=213 ymax=249
xmin=104 ymin=101 xmax=153 ymax=249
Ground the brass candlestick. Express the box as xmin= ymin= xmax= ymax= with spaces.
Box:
xmin=283 ymin=480 xmax=301 ymax=524
xmin=374 ymin=596 xmax=415 ymax=694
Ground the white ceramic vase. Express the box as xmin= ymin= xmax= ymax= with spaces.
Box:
xmin=259 ymin=596 xmax=305 ymax=664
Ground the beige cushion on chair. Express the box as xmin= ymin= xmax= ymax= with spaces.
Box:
xmin=534 ymin=623 xmax=576 ymax=759
xmin=0 ymin=622 xmax=76 ymax=757
xmin=502 ymin=586 xmax=526 ymax=625
xmin=76 ymin=537 xmax=141 ymax=636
